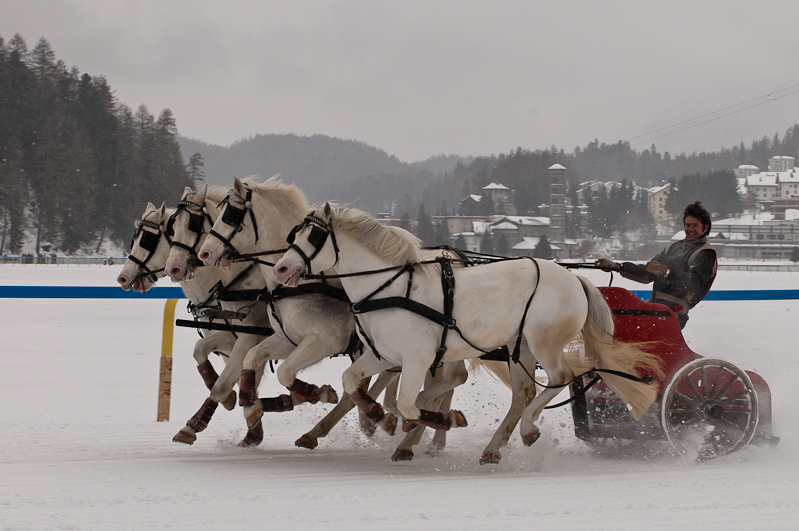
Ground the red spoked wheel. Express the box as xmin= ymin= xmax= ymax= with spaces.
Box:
xmin=661 ymin=358 xmax=758 ymax=460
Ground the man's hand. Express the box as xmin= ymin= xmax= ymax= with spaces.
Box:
xmin=594 ymin=258 xmax=617 ymax=272
xmin=645 ymin=260 xmax=668 ymax=277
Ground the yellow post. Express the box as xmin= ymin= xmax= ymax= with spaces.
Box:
xmin=158 ymin=299 xmax=179 ymax=422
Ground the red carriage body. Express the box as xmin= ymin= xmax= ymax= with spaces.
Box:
xmin=569 ymin=287 xmax=778 ymax=457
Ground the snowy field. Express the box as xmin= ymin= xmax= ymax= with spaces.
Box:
xmin=1 ymin=264 xmax=798 ymax=530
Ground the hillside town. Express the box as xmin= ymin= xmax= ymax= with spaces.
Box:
xmin=386 ymin=156 xmax=799 ymax=261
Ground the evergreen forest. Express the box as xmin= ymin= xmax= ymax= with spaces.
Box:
xmin=0 ymin=34 xmax=193 ymax=255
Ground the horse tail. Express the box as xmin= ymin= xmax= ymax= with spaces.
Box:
xmin=576 ymin=275 xmax=664 ymax=420
xmin=467 ymin=359 xmax=512 ymax=388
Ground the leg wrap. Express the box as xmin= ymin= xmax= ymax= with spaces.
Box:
xmin=350 ymin=388 xmax=385 ymax=424
xmin=260 ymin=394 xmax=294 ymax=412
xmin=288 ymin=379 xmax=321 ymax=404
xmin=186 ymin=398 xmax=218 ymax=432
xmin=239 ymin=369 xmax=257 ymax=407
xmin=416 ymin=409 xmax=452 ymax=431
xmin=197 ymin=360 xmax=219 ymax=391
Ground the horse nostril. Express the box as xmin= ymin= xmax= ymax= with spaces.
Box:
xmin=169 ymin=267 xmax=181 ymax=278
xmin=117 ymin=276 xmax=127 ymax=285
xmin=198 ymin=251 xmax=210 ymax=262
xmin=275 ymin=265 xmax=287 ymax=276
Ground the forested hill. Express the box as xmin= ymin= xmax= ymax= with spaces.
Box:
xmin=177 ymin=134 xmax=473 ymax=213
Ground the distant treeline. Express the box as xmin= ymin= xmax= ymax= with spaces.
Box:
xmin=0 ymin=34 xmax=193 ymax=255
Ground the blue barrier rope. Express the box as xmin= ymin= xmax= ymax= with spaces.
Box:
xmin=0 ymin=286 xmax=186 ymax=299
xmin=1 ymin=286 xmax=798 ymax=301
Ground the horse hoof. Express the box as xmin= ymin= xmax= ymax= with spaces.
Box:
xmin=360 ymin=422 xmax=377 ymax=437
xmin=402 ymin=419 xmax=419 ymax=432
xmin=237 ymin=423 xmax=263 ymax=447
xmin=320 ymin=385 xmax=338 ymax=404
xmin=382 ymin=413 xmax=397 ymax=436
xmin=479 ymin=452 xmax=501 ymax=465
xmin=522 ymin=431 xmax=541 ymax=447
xmin=173 ymin=427 xmax=197 ymax=445
xmin=450 ymin=410 xmax=468 ymax=428
xmin=295 ymin=434 xmax=318 ymax=450
xmin=391 ymin=449 xmax=414 ymax=462
xmin=221 ymin=390 xmax=237 ymax=411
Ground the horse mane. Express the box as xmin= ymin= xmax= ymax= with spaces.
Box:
xmin=204 ymin=185 xmax=230 ymax=205
xmin=249 ymin=175 xmax=309 ymax=223
xmin=327 ymin=206 xmax=423 ymax=265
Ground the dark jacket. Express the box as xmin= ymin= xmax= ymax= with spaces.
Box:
xmin=620 ymin=237 xmax=717 ymax=328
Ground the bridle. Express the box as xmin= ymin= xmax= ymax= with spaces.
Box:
xmin=166 ymin=198 xmax=212 ymax=268
xmin=286 ymin=214 xmax=339 ymax=276
xmin=128 ymin=217 xmax=171 ymax=283
xmin=206 ymin=186 xmax=259 ymax=258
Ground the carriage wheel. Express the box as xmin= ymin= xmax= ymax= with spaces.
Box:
xmin=661 ymin=358 xmax=758 ymax=460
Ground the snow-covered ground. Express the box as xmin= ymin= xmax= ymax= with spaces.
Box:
xmin=1 ymin=264 xmax=797 ymax=530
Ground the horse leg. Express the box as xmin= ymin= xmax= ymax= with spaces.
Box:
xmin=400 ymin=361 xmax=468 ymax=433
xmin=479 ymin=346 xmax=537 ymax=465
xmin=275 ymin=334 xmax=341 ymax=405
xmin=519 ymin=345 xmax=575 ymax=447
xmin=173 ymin=333 xmax=238 ymax=444
xmin=193 ymin=331 xmax=237 ymax=410
xmin=426 ymin=389 xmax=454 ymax=457
xmin=296 ymin=370 xmax=398 ymax=449
xmin=238 ymin=335 xmax=292 ymax=432
xmin=343 ymin=351 xmax=398 ymax=435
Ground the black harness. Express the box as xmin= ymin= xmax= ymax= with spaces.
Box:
xmin=287 ymin=215 xmax=541 ymax=377
xmin=206 ymin=186 xmax=259 ymax=259
xmin=127 ymin=218 xmax=170 ymax=284
xmin=166 ymin=198 xmax=212 ymax=269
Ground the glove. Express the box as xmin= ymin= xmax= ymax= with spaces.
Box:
xmin=645 ymin=260 xmax=668 ymax=277
xmin=594 ymin=258 xmax=617 ymax=272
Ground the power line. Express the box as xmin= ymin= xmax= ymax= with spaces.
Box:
xmin=626 ymin=83 xmax=799 ymax=148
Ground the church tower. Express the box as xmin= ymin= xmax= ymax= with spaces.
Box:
xmin=548 ymin=163 xmax=566 ymax=244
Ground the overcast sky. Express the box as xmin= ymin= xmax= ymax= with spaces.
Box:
xmin=3 ymin=0 xmax=799 ymax=162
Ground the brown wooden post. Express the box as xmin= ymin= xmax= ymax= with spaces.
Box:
xmin=158 ymin=299 xmax=179 ymax=422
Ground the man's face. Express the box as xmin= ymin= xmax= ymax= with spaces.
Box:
xmin=684 ymin=215 xmax=708 ymax=241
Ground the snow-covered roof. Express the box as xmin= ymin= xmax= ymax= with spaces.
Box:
xmin=512 ymin=237 xmax=561 ymax=251
xmin=482 ymin=182 xmax=509 ymax=190
xmin=493 ymin=216 xmax=550 ymax=226
xmin=648 ymin=183 xmax=670 ymax=194
xmin=549 ymin=163 xmax=566 ymax=170
xmin=746 ymin=173 xmax=778 ymax=187
xmin=491 ymin=221 xmax=518 ymax=231
xmin=468 ymin=194 xmax=482 ymax=202
xmin=738 ymin=164 xmax=760 ymax=169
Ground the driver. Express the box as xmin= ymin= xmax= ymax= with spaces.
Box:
xmin=595 ymin=201 xmax=717 ymax=329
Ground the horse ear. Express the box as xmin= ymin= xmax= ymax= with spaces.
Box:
xmin=157 ymin=202 xmax=167 ymax=218
xmin=146 ymin=202 xmax=156 ymax=212
xmin=195 ymin=183 xmax=208 ymax=203
xmin=322 ymin=202 xmax=334 ymax=219
xmin=182 ymin=186 xmax=193 ymax=199
xmin=233 ymin=176 xmax=245 ymax=198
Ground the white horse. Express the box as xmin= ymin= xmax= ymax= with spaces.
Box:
xmin=273 ymin=203 xmax=663 ymax=461
xmin=116 ymin=202 xmax=245 ymax=441
xmin=196 ymin=176 xmax=487 ymax=460
xmin=164 ymin=184 xmax=342 ymax=447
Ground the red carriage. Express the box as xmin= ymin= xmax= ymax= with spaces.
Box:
xmin=569 ymin=286 xmax=779 ymax=459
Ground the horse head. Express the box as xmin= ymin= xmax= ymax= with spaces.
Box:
xmin=117 ymin=202 xmax=172 ymax=292
xmin=274 ymin=202 xmax=339 ymax=286
xmin=198 ymin=175 xmax=307 ymax=270
xmin=165 ymin=184 xmax=218 ymax=282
